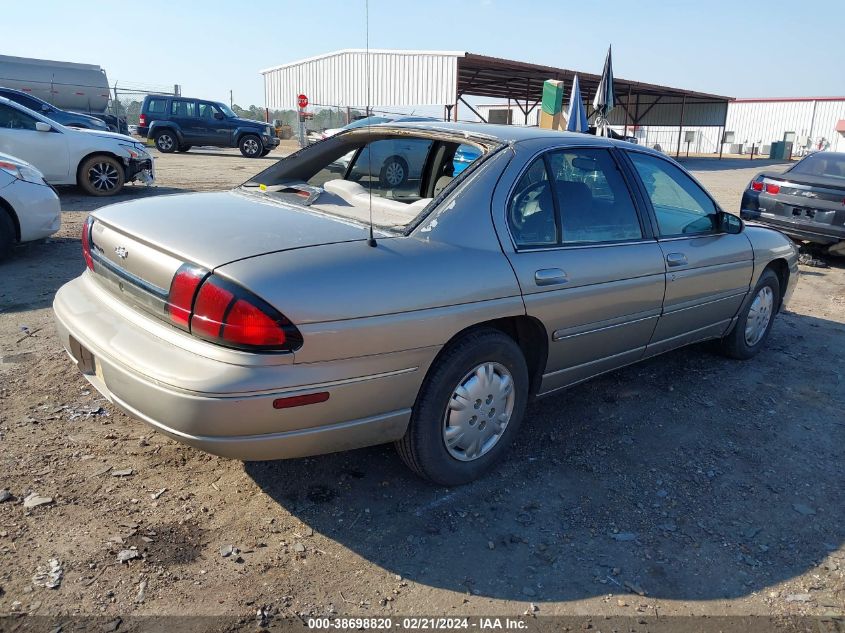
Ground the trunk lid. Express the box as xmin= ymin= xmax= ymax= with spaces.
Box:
xmin=87 ymin=189 xmax=384 ymax=323
xmin=91 ymin=189 xmax=378 ymax=271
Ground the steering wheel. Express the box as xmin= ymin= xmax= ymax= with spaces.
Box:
xmin=511 ymin=181 xmax=550 ymax=229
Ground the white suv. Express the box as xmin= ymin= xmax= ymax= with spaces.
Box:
xmin=0 ymin=96 xmax=154 ymax=196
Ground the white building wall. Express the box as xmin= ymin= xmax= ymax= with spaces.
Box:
xmin=476 ymin=98 xmax=845 ymax=156
xmin=262 ymin=49 xmax=461 ymax=110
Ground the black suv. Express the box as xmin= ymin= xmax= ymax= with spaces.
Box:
xmin=139 ymin=95 xmax=279 ymax=157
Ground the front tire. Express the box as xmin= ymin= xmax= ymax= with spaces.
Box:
xmin=0 ymin=210 xmax=15 ymax=261
xmin=260 ymin=148 xmax=272 ymax=157
xmin=154 ymin=130 xmax=177 ymax=153
xmin=177 ymin=144 xmax=192 ymax=153
xmin=719 ymin=269 xmax=780 ymax=360
xmin=239 ymin=134 xmax=263 ymax=158
xmin=78 ymin=155 xmax=125 ymax=196
xmin=395 ymin=328 xmax=529 ymax=485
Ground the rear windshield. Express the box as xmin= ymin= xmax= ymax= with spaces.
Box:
xmin=244 ymin=131 xmax=490 ymax=231
xmin=790 ymin=153 xmax=845 ymax=180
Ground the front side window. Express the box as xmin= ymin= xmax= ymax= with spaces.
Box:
xmin=0 ymin=103 xmax=38 ymax=130
xmin=628 ymin=152 xmax=718 ymax=236
xmin=198 ymin=103 xmax=221 ymax=118
xmin=547 ymin=149 xmax=642 ymax=243
xmin=170 ymin=100 xmax=197 ymax=118
xmin=507 ymin=157 xmax=557 ymax=247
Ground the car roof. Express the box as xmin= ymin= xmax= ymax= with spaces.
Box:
xmin=375 ymin=120 xmax=662 ymax=153
xmin=0 ymin=95 xmax=67 ymax=127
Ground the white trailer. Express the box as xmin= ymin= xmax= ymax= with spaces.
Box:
xmin=0 ymin=54 xmax=111 ymax=113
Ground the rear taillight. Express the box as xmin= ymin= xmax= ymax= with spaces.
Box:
xmin=765 ymin=183 xmax=780 ymax=194
xmin=751 ymin=181 xmax=764 ymax=192
xmin=139 ymin=114 xmax=147 ymax=127
xmin=187 ymin=275 xmax=302 ymax=352
xmin=81 ymin=216 xmax=94 ymax=270
xmin=166 ymin=265 xmax=207 ymax=328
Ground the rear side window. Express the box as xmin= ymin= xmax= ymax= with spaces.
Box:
xmin=547 ymin=149 xmax=642 ymax=244
xmin=171 ymin=100 xmax=197 ymax=117
xmin=508 ymin=157 xmax=557 ymax=247
xmin=628 ymin=152 xmax=717 ymax=236
xmin=146 ymin=99 xmax=167 ymax=114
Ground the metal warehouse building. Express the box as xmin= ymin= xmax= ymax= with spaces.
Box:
xmin=261 ymin=49 xmax=845 ymax=156
xmin=262 ymin=49 xmax=732 ymax=157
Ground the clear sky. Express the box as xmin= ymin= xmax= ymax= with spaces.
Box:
xmin=2 ymin=0 xmax=842 ymax=108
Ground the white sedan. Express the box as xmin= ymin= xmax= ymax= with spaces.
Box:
xmin=0 ymin=152 xmax=60 ymax=260
xmin=0 ymin=96 xmax=154 ymax=197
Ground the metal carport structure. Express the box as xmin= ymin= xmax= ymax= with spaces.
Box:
xmin=261 ymin=50 xmax=733 ymax=157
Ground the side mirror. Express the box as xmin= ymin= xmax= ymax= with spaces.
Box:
xmin=35 ymin=121 xmax=52 ymax=132
xmin=719 ymin=210 xmax=743 ymax=234
xmin=214 ymin=112 xmax=224 ymax=120
xmin=41 ymin=104 xmax=51 ymax=112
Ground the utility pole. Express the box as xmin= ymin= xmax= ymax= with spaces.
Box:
xmin=230 ymin=90 xmax=233 ymax=107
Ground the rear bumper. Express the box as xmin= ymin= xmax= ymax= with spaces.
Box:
xmin=52 ymin=273 xmax=429 ymax=460
xmin=740 ymin=209 xmax=844 ymax=245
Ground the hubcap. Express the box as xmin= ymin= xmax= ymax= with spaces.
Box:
xmin=244 ymin=138 xmax=259 ymax=155
xmin=442 ymin=362 xmax=515 ymax=462
xmin=157 ymin=134 xmax=173 ymax=150
xmin=744 ymin=286 xmax=774 ymax=346
xmin=88 ymin=162 xmax=119 ymax=191
xmin=385 ymin=161 xmax=404 ymax=187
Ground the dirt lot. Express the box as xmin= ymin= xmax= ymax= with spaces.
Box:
xmin=0 ymin=148 xmax=843 ymax=626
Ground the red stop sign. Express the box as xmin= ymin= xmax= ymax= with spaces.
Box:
xmin=297 ymin=94 xmax=308 ymax=109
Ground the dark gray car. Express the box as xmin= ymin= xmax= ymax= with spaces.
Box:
xmin=741 ymin=151 xmax=845 ymax=256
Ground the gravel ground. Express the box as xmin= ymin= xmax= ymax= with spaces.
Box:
xmin=0 ymin=149 xmax=843 ymax=624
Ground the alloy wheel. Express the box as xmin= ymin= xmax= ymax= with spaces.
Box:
xmin=243 ymin=138 xmax=260 ymax=156
xmin=157 ymin=134 xmax=174 ymax=151
xmin=384 ymin=161 xmax=405 ymax=187
xmin=87 ymin=162 xmax=120 ymax=192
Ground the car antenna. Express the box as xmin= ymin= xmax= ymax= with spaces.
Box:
xmin=364 ymin=0 xmax=377 ymax=247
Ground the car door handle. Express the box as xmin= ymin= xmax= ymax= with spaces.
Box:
xmin=534 ymin=268 xmax=568 ymax=286
xmin=666 ymin=252 xmax=688 ymax=267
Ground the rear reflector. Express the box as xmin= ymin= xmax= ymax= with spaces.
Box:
xmin=273 ymin=392 xmax=329 ymax=409
xmin=81 ymin=216 xmax=94 ymax=270
xmin=166 ymin=265 xmax=207 ymax=328
xmin=765 ymin=183 xmax=780 ymax=194
xmin=751 ymin=181 xmax=764 ymax=192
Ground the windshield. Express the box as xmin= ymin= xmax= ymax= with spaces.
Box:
xmin=344 ymin=116 xmax=393 ymax=130
xmin=244 ymin=130 xmax=490 ymax=231
xmin=217 ymin=102 xmax=237 ymax=118
xmin=790 ymin=153 xmax=845 ymax=180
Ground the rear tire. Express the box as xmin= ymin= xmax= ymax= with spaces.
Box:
xmin=719 ymin=269 xmax=780 ymax=360
xmin=154 ymin=130 xmax=177 ymax=153
xmin=0 ymin=210 xmax=15 ymax=262
xmin=239 ymin=134 xmax=263 ymax=158
xmin=395 ymin=328 xmax=529 ymax=486
xmin=78 ymin=155 xmax=125 ymax=196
